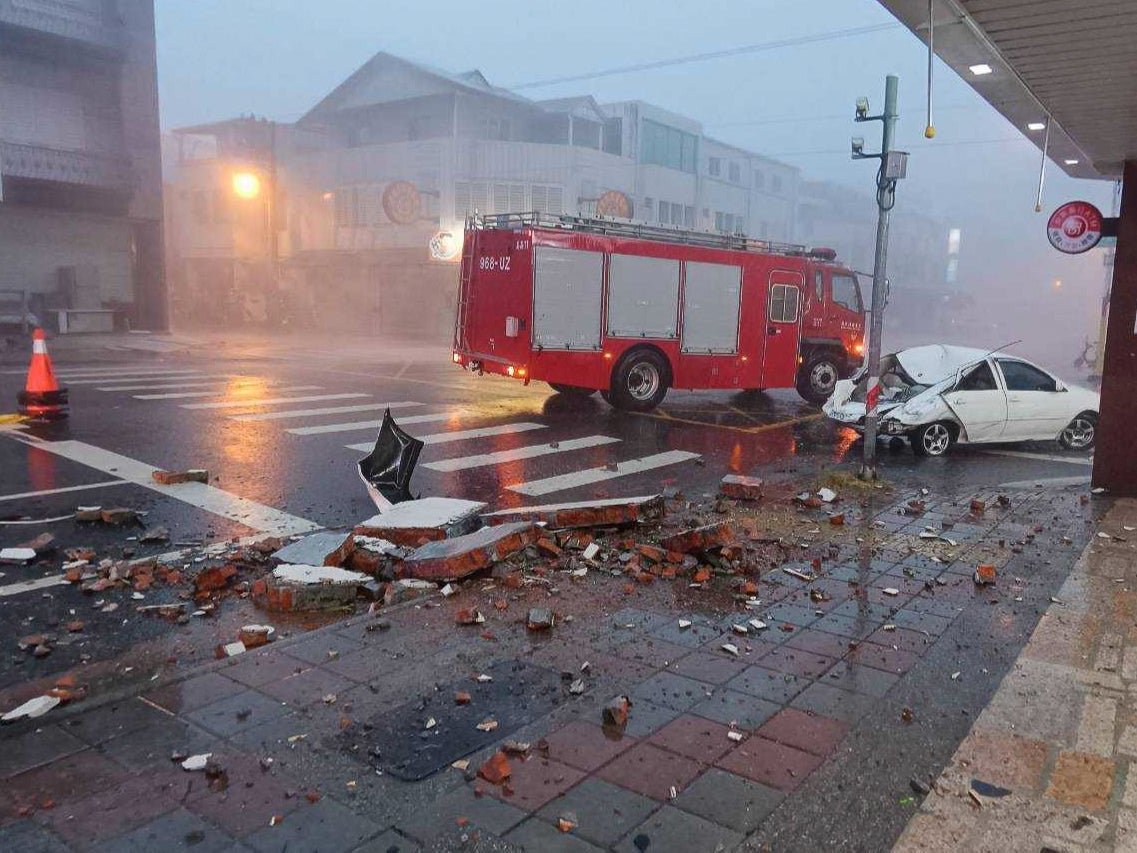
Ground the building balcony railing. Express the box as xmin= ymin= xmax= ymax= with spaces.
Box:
xmin=0 ymin=141 xmax=133 ymax=189
xmin=0 ymin=0 xmax=123 ymax=53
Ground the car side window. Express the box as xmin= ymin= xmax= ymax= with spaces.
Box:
xmin=997 ymin=359 xmax=1057 ymax=392
xmin=769 ymin=284 xmax=800 ymax=323
xmin=957 ymin=361 xmax=997 ymax=391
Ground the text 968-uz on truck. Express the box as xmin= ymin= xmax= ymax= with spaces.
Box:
xmin=451 ymin=213 xmax=866 ymax=411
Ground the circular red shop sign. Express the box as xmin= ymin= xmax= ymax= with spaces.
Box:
xmin=1047 ymin=201 xmax=1103 ymax=254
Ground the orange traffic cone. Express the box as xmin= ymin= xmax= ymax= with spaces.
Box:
xmin=17 ymin=329 xmax=68 ymax=420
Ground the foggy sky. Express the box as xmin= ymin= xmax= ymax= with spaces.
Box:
xmin=156 ymin=0 xmax=1117 ymax=368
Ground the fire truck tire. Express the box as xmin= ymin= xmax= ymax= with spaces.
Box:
xmin=547 ymin=383 xmax=597 ymax=397
xmin=609 ymin=348 xmax=670 ymax=412
xmin=796 ymin=351 xmax=842 ymax=405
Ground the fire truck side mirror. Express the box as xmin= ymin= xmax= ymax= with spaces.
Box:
xmin=855 ymin=97 xmax=870 ymax=120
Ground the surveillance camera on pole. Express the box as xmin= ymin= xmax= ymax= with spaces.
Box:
xmin=852 ymin=75 xmax=907 ymax=481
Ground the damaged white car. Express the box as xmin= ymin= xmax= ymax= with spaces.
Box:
xmin=823 ymin=344 xmax=1100 ymax=457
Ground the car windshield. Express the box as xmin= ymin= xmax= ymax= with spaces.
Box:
xmin=849 ymin=356 xmax=928 ymax=404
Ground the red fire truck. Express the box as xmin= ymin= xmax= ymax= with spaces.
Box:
xmin=451 ymin=213 xmax=866 ymax=411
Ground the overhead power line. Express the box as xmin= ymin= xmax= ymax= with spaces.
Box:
xmin=511 ymin=22 xmax=902 ymax=90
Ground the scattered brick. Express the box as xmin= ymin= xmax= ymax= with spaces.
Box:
xmin=661 ymin=522 xmax=735 ymax=554
xmin=720 ymin=475 xmax=764 ymax=500
xmin=193 ymin=564 xmax=237 ymax=595
xmin=481 ymin=495 xmax=665 ymax=529
xmin=527 ymin=608 xmax=555 ymax=631
xmin=401 ymin=522 xmax=538 ymax=581
xmin=478 ymin=751 xmax=512 ymax=785
xmin=99 ymin=507 xmax=140 ymax=526
xmin=974 ymin=564 xmax=997 ymax=585
xmin=603 ymin=695 xmax=632 ymax=728
xmin=970 ymin=498 xmax=986 ymax=514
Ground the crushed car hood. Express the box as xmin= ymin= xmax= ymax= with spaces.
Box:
xmin=893 ymin=345 xmax=991 ymax=385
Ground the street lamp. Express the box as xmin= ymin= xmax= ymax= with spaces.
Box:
xmin=232 ymin=171 xmax=262 ymax=200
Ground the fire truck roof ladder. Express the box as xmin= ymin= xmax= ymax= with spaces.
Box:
xmin=468 ymin=212 xmax=830 ymax=260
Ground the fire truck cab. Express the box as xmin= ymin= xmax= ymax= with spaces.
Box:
xmin=452 ymin=213 xmax=866 ymax=411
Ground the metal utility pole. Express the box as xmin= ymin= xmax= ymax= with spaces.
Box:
xmin=853 ymin=75 xmax=907 ymax=480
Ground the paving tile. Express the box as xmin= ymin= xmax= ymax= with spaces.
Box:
xmin=672 ymin=767 xmax=784 ymax=833
xmin=809 ymin=613 xmax=882 ymax=640
xmin=618 ymin=699 xmax=683 ymax=738
xmin=182 ymin=756 xmax=300 ymax=837
xmin=699 ymin=633 xmax=781 ymax=661
xmin=481 ymin=756 xmax=586 ymax=812
xmin=1046 ymin=751 xmax=1116 ymax=811
xmin=7 ymin=749 xmax=130 ymax=814
xmin=607 ymin=608 xmax=672 ymax=633
xmin=541 ymin=720 xmax=638 ymax=772
xmin=144 ymin=671 xmax=246 ymax=714
xmin=183 ymin=689 xmax=291 ymax=738
xmin=281 ymin=635 xmax=365 ymax=667
xmin=351 ymin=827 xmax=421 ymax=852
xmin=755 ymin=707 xmax=849 ymax=757
xmin=663 ymin=650 xmax=747 ymax=685
xmin=536 ymin=778 xmax=660 ymax=847
xmin=953 ymin=730 xmax=1050 ymax=792
xmin=689 ymin=689 xmax=780 ymax=730
xmin=716 ymin=737 xmax=824 ymax=791
xmin=596 ymin=742 xmax=704 ymax=801
xmin=396 ymin=782 xmax=526 ymax=843
xmin=244 ymin=796 xmax=382 ymax=853
xmin=845 ymin=641 xmax=919 ymax=675
xmin=820 ymin=661 xmax=900 ymax=698
xmin=891 ymin=608 xmax=953 ymax=635
xmin=613 ymin=805 xmax=742 ymax=853
xmin=98 ymin=716 xmax=215 ymax=774
xmin=87 ymin=806 xmax=238 ymax=853
xmin=648 ymin=714 xmax=736 ymax=763
xmin=761 ymin=602 xmax=823 ymax=628
xmin=257 ymin=666 xmax=352 ymax=705
xmin=221 ymin=650 xmax=307 ymax=688
xmin=820 ymin=563 xmax=864 ymax=583
xmin=724 ymin=665 xmax=808 ymax=705
xmin=0 ymin=725 xmax=85 ymax=780
xmin=783 ymin=628 xmax=855 ymax=659
xmin=758 ymin=645 xmax=838 ymax=679
xmin=611 ymin=637 xmax=693 ymax=669
xmin=324 ymin=647 xmax=413 ymax=684
xmin=904 ymin=595 xmax=964 ymax=619
xmin=66 ymin=697 xmax=173 ymax=746
xmin=832 ymin=599 xmax=896 ymax=622
xmin=629 ymin=671 xmax=711 ymax=712
xmin=649 ymin=619 xmax=723 ymax=648
xmin=884 ymin=562 xmax=943 ymax=583
xmin=504 ymin=817 xmax=604 ymax=851
xmin=790 ymin=682 xmax=880 ymax=725
xmin=583 ymin=652 xmax=658 ymax=686
xmin=225 ymin=710 xmax=314 ymax=752
xmin=865 ymin=625 xmax=934 ymax=655
xmin=37 ymin=773 xmax=180 ymax=849
xmin=0 ymin=820 xmax=70 ymax=852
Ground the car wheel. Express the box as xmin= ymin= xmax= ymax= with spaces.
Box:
xmin=547 ymin=382 xmax=597 ymax=397
xmin=912 ymin=422 xmax=954 ymax=457
xmin=796 ymin=352 xmax=841 ymax=405
xmin=608 ymin=348 xmax=669 ymax=412
xmin=1058 ymin=412 xmax=1097 ymax=451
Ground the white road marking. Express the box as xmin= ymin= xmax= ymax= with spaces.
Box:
xmin=508 ymin=450 xmax=701 ymax=496
xmin=14 ymin=367 xmax=189 ymax=378
xmin=12 ymin=440 xmax=320 ymax=535
xmin=134 ymin=386 xmax=321 ymax=401
xmin=980 ymin=449 xmax=1094 ymax=466
xmin=231 ymin=402 xmax=422 ymax=422
xmin=287 ymin=410 xmax=452 ymax=436
xmin=0 ymin=480 xmax=127 ymax=503
xmin=345 ymin=421 xmax=547 ymax=452
xmin=97 ymin=381 xmax=233 ymax=392
xmin=0 ymin=575 xmax=69 ymax=598
xmin=997 ymin=475 xmax=1092 ymax=490
xmin=424 ymin=435 xmax=621 ymax=472
xmin=64 ymin=373 xmax=208 ymax=385
xmin=180 ymin=392 xmax=367 ymax=410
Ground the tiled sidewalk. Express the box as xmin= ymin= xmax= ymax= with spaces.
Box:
xmin=0 ymin=486 xmax=1092 ymax=852
xmin=895 ymin=497 xmax=1137 ymax=853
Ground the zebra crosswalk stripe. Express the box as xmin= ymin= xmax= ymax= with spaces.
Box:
xmin=64 ymin=373 xmax=208 ymax=385
xmin=423 ymin=435 xmax=621 ymax=472
xmin=345 ymin=422 xmax=546 ymax=451
xmin=136 ymin=386 xmax=323 ymax=401
xmin=507 ymin=450 xmax=701 ymax=496
xmin=231 ymin=402 xmax=422 ymax=422
xmin=179 ymin=392 xmax=369 ymax=410
xmin=287 ymin=410 xmax=456 ymax=436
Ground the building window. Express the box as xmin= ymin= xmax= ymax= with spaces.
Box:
xmin=729 ymin=161 xmax=741 ymax=183
xmin=754 ymin=170 xmax=765 ymax=190
xmin=478 ymin=117 xmax=512 ymax=141
xmin=640 ymin=119 xmax=697 ymax=172
xmin=492 ymin=183 xmax=526 ymax=214
xmin=708 ymin=157 xmax=721 ymax=177
xmin=684 ymin=205 xmax=695 ymax=228
xmin=643 ymin=197 xmax=654 ymax=212
xmin=531 ymin=185 xmax=564 ymax=214
xmin=771 ymin=174 xmax=783 ymax=193
xmin=602 ymin=118 xmax=623 ymax=155
xmin=659 ymin=202 xmax=670 ymax=225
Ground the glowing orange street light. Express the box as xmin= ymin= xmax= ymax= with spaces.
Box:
xmin=232 ymin=171 xmax=261 ymax=199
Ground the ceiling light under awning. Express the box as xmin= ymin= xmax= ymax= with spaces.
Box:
xmin=968 ymin=63 xmax=993 ymax=76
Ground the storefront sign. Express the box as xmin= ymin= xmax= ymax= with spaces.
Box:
xmin=1047 ymin=201 xmax=1103 ymax=254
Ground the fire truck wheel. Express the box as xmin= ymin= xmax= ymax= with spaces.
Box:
xmin=547 ymin=383 xmax=597 ymax=397
xmin=609 ymin=348 xmax=670 ymax=412
xmin=796 ymin=352 xmax=842 ymax=404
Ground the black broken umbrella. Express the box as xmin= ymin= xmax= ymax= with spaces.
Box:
xmin=356 ymin=408 xmax=425 ymax=508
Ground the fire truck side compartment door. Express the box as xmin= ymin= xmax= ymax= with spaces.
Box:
xmin=681 ymin=262 xmax=742 ymax=354
xmin=607 ymin=254 xmax=680 ymax=338
xmin=533 ymin=246 xmax=604 ymax=350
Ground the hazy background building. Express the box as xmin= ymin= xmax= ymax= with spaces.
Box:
xmin=0 ymin=0 xmax=165 ymax=333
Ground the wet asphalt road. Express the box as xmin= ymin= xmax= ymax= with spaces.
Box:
xmin=0 ymin=336 xmax=1094 ymax=695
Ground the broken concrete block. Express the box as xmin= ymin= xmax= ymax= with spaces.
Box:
xmin=526 ymin=608 xmax=555 ymax=631
xmin=0 ymin=548 xmax=37 ymax=564
xmin=720 ymin=475 xmax=763 ymax=501
xmin=272 ymin=564 xmax=368 ymax=585
xmin=401 ymin=523 xmax=538 ymax=581
xmin=661 ymin=522 xmax=735 ymax=554
xmin=384 ymin=578 xmax=437 ymax=605
xmin=74 ymin=506 xmax=103 ymax=523
xmin=481 ymin=494 xmax=664 ymax=529
xmin=100 ymin=507 xmax=140 ymax=526
xmin=17 ymin=532 xmax=55 ymax=554
xmin=354 ymin=498 xmax=487 ymax=546
xmin=237 ymin=625 xmax=275 ymax=648
xmin=152 ymin=469 xmax=209 ymax=486
xmin=2 ymin=695 xmax=60 ymax=723
xmin=602 ymin=696 xmax=631 ymax=728
xmin=250 ymin=564 xmax=369 ymax=613
xmin=271 ymin=531 xmax=355 ymax=568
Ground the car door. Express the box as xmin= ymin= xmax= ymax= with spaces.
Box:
xmin=940 ymin=359 xmax=1009 ymax=443
xmin=995 ymin=358 xmax=1068 ymax=440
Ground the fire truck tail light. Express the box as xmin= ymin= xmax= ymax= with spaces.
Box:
xmin=506 ymin=365 xmax=516 ymax=377
xmin=452 ymin=352 xmax=463 ymax=364
xmin=853 ymin=341 xmax=865 ymax=356
xmin=517 ymin=367 xmax=527 ymax=378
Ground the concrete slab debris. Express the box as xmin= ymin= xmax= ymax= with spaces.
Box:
xmin=400 ymin=522 xmax=538 ymax=581
xmin=271 ymin=531 xmax=355 ymax=567
xmin=2 ymin=694 xmax=60 ymax=723
xmin=661 ymin=522 xmax=734 ymax=554
xmin=720 ymin=475 xmax=764 ymax=500
xmin=355 ymin=497 xmax=487 ymax=545
xmin=0 ymin=548 xmax=36 ymax=564
xmin=480 ymin=494 xmax=665 ymax=529
xmin=384 ymin=578 xmax=438 ymax=605
xmin=272 ymin=564 xmax=369 ymax=585
xmin=152 ymin=469 xmax=209 ymax=485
